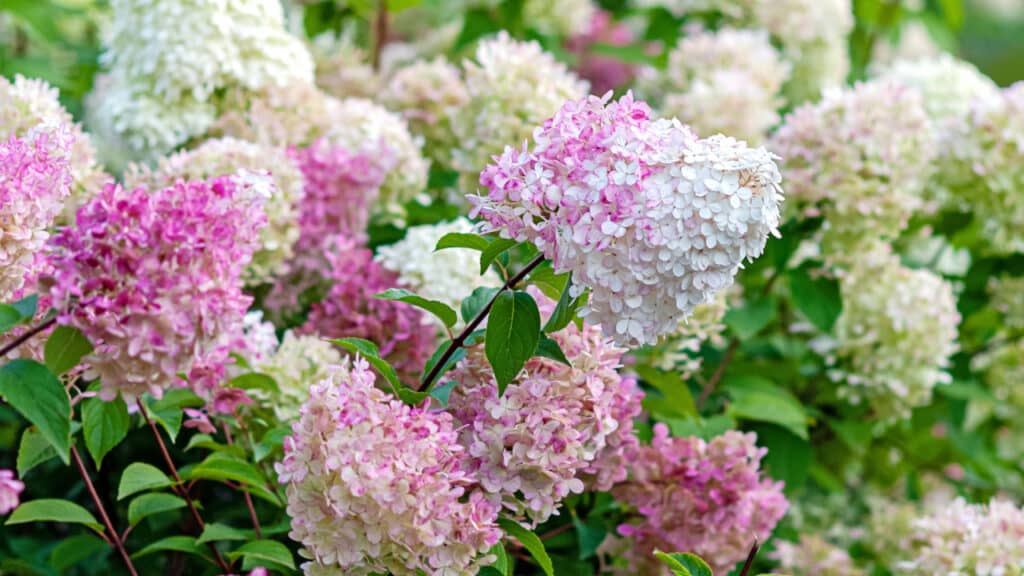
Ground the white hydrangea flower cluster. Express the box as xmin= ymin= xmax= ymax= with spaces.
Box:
xmin=124 ymin=137 xmax=304 ymax=285
xmin=770 ymin=80 xmax=934 ymax=254
xmin=937 ymin=83 xmax=1024 ymax=254
xmin=522 ymin=0 xmax=597 ymax=36
xmin=828 ymin=247 xmax=960 ymax=421
xmin=989 ymin=276 xmax=1024 ymax=330
xmin=310 ymin=32 xmax=381 ymax=100
xmin=874 ymin=55 xmax=998 ymax=130
xmin=659 ymin=27 xmax=790 ymax=143
xmin=251 ymin=332 xmax=342 ymax=423
xmin=973 ymin=339 xmax=1024 ymax=412
xmin=645 ymin=292 xmax=730 ymax=376
xmin=771 ymin=535 xmax=863 ymax=576
xmin=381 ymin=57 xmax=469 ymax=165
xmin=95 ymin=0 xmax=313 ymax=160
xmin=374 ymin=219 xmax=501 ymax=314
xmin=452 ymin=32 xmax=588 ymax=186
xmin=870 ymin=21 xmax=943 ymax=69
xmin=631 ymin=0 xmax=747 ymax=17
xmin=1 ymin=75 xmax=108 ymax=222
xmin=213 ymin=82 xmax=333 ymax=147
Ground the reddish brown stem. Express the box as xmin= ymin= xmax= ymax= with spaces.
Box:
xmin=371 ymin=0 xmax=388 ymax=70
xmin=0 ymin=316 xmax=55 ymax=358
xmin=71 ymin=445 xmax=140 ymax=576
xmin=222 ymin=422 xmax=263 ymax=539
xmin=539 ymin=523 xmax=574 ymax=541
xmin=738 ymin=539 xmax=760 ymax=576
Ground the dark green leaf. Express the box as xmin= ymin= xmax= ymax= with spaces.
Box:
xmin=0 ymin=360 xmax=71 ymax=464
xmin=490 ymin=543 xmax=511 ymax=576
xmin=82 ymin=395 xmax=129 ymax=469
xmin=435 ymin=232 xmax=490 ymax=252
xmin=542 ymin=275 xmax=583 ymax=333
xmin=376 ymin=288 xmax=458 ymax=328
xmin=535 ymin=335 xmax=571 ymax=367
xmin=480 ymin=238 xmax=519 ymax=275
xmin=16 ymin=426 xmax=56 ymax=476
xmin=148 ymin=388 xmax=204 ymax=442
xmin=127 ymin=493 xmax=187 ymax=526
xmin=751 ymin=423 xmax=812 ymax=495
xmin=724 ymin=376 xmax=808 ymax=440
xmin=429 ymin=380 xmax=458 ymax=407
xmin=486 ymin=291 xmax=541 ymax=394
xmin=10 ymin=295 xmax=38 ymax=322
xmin=44 ymin=325 xmax=93 ymax=376
xmin=572 ymin=516 xmax=605 ymax=560
xmin=462 ymin=287 xmax=501 ymax=324
xmin=331 ymin=338 xmax=428 ymax=405
xmin=48 ymin=534 xmax=108 ymax=571
xmin=227 ymin=540 xmax=296 ymax=571
xmin=654 ymin=552 xmax=712 ymax=576
xmin=497 ymin=518 xmax=553 ymax=576
xmin=196 ymin=522 xmax=250 ymax=544
xmin=227 ymin=373 xmax=279 ymax=393
xmin=528 ymin=264 xmax=569 ymax=301
xmin=454 ymin=8 xmax=502 ymax=50
xmin=789 ymin=265 xmax=842 ymax=333
xmin=723 ymin=296 xmax=777 ymax=339
xmin=635 ymin=366 xmax=697 ymax=419
xmin=6 ymin=499 xmax=102 ymax=532
xmin=118 ymin=462 xmax=174 ymax=501
xmin=131 ymin=536 xmax=213 ymax=564
xmin=187 ymin=453 xmax=280 ymax=506
xmin=0 ymin=306 xmax=22 ymax=334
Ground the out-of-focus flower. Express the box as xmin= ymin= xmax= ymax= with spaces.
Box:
xmin=471 ymin=92 xmax=783 ymax=346
xmin=770 ymin=80 xmax=933 ymax=253
xmin=566 ymin=11 xmax=639 ymax=95
xmin=1 ymin=75 xmax=107 ymax=222
xmin=610 ymin=425 xmax=788 ymax=575
xmin=213 ymin=82 xmax=332 ymax=148
xmin=250 ymin=332 xmax=342 ymax=423
xmin=827 ymin=246 xmax=960 ymax=422
xmin=871 ymin=21 xmax=943 ymax=68
xmin=874 ymin=55 xmax=998 ymax=131
xmin=771 ymin=535 xmax=863 ymax=576
xmin=277 ymin=358 xmax=502 ymax=575
xmin=299 ymin=237 xmax=436 ymax=385
xmin=641 ymin=290 xmax=730 ymax=377
xmin=374 ymin=218 xmax=501 ymax=315
xmin=381 ymin=57 xmax=468 ymax=166
xmin=522 ymin=0 xmax=596 ymax=37
xmin=658 ymin=27 xmax=790 ymax=143
xmin=446 ymin=288 xmax=644 ymax=525
xmin=0 ymin=470 xmax=24 ymax=515
xmin=974 ymin=339 xmax=1024 ymax=412
xmin=48 ymin=173 xmax=267 ymax=402
xmin=937 ymin=83 xmax=1024 ymax=254
xmin=989 ymin=276 xmax=1024 ymax=330
xmin=630 ymin=0 xmax=747 ymax=17
xmin=452 ymin=32 xmax=588 ymax=188
xmin=309 ymin=32 xmax=381 ymax=100
xmin=125 ymin=137 xmax=304 ymax=285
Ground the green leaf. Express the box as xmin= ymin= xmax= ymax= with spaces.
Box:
xmin=542 ymin=275 xmax=583 ymax=333
xmin=187 ymin=452 xmax=280 ymax=506
xmin=490 ymin=543 xmax=511 ymax=576
xmin=43 ymin=325 xmax=93 ymax=376
xmin=117 ymin=462 xmax=174 ymax=501
xmin=0 ymin=360 xmax=71 ymax=464
xmin=462 ymin=287 xmax=501 ymax=324
xmin=480 ymin=238 xmax=518 ymax=275
xmin=752 ymin=423 xmax=812 ymax=495
xmin=486 ymin=291 xmax=541 ymax=395
xmin=527 ymin=264 xmax=569 ymax=301
xmin=131 ymin=536 xmax=213 ymax=564
xmin=331 ymin=338 xmax=428 ymax=405
xmin=435 ymin=232 xmax=490 ymax=252
xmin=196 ymin=522 xmax=250 ymax=544
xmin=654 ymin=551 xmax=713 ymax=576
xmin=48 ymin=534 xmax=108 ymax=571
xmin=937 ymin=0 xmax=963 ymax=28
xmin=148 ymin=388 xmax=204 ymax=442
xmin=127 ymin=493 xmax=187 ymax=526
xmin=6 ymin=499 xmax=102 ymax=532
xmin=429 ymin=380 xmax=458 ymax=407
xmin=572 ymin=516 xmax=605 ymax=560
xmin=635 ymin=366 xmax=697 ymax=419
xmin=588 ymin=42 xmax=653 ymax=65
xmin=227 ymin=540 xmax=296 ymax=571
xmin=420 ymin=340 xmax=467 ymax=385
xmin=535 ymin=335 xmax=571 ymax=367
xmin=454 ymin=8 xmax=502 ymax=50
xmin=788 ymin=265 xmax=842 ymax=333
xmin=16 ymin=426 xmax=56 ymax=476
xmin=376 ymin=288 xmax=458 ymax=328
xmin=10 ymin=295 xmax=39 ymax=322
xmin=723 ymin=296 xmax=777 ymax=339
xmin=0 ymin=306 xmax=22 ymax=334
xmin=81 ymin=395 xmax=129 ymax=469
xmin=724 ymin=376 xmax=808 ymax=440
xmin=184 ymin=433 xmax=246 ymax=457
xmin=497 ymin=518 xmax=553 ymax=576
xmin=227 ymin=373 xmax=279 ymax=393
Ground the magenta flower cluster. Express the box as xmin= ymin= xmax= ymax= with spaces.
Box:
xmin=276 ymin=357 xmax=502 ymax=576
xmin=48 ymin=173 xmax=267 ymax=401
xmin=612 ymin=425 xmax=788 ymax=574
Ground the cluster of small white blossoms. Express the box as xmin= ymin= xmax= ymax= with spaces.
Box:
xmin=250 ymin=332 xmax=341 ymax=423
xmin=973 ymin=339 xmax=1024 ymax=412
xmin=874 ymin=55 xmax=999 ymax=130
xmin=645 ymin=292 xmax=730 ymax=376
xmin=827 ymin=247 xmax=960 ymax=421
xmin=658 ymin=27 xmax=790 ymax=143
xmin=896 ymin=498 xmax=1024 ymax=575
xmin=94 ymin=0 xmax=313 ymax=160
xmin=374 ymin=219 xmax=501 ymax=314
xmin=381 ymin=57 xmax=468 ymax=165
xmin=124 ymin=137 xmax=304 ymax=285
xmin=771 ymin=535 xmax=863 ymax=576
xmin=770 ymin=80 xmax=934 ymax=255
xmin=452 ymin=32 xmax=588 ymax=186
xmin=276 ymin=358 xmax=502 ymax=576
xmin=522 ymin=0 xmax=596 ymax=36
xmin=989 ymin=276 xmax=1024 ymax=330
xmin=1 ymin=75 xmax=107 ymax=221
xmin=870 ymin=21 xmax=943 ymax=69
xmin=309 ymin=32 xmax=381 ymax=100
xmin=472 ymin=92 xmax=783 ymax=346
xmin=937 ymin=83 xmax=1024 ymax=254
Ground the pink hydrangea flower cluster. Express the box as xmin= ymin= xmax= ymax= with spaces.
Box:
xmin=471 ymin=92 xmax=783 ymax=346
xmin=276 ymin=357 xmax=502 ymax=576
xmin=48 ymin=173 xmax=267 ymax=401
xmin=612 ymin=425 xmax=788 ymax=574
xmin=0 ymin=129 xmax=73 ymax=302
xmin=0 ymin=469 xmax=24 ymax=515
xmin=299 ymin=237 xmax=436 ymax=385
xmin=446 ymin=288 xmax=644 ymax=525
xmin=566 ymin=11 xmax=639 ymax=95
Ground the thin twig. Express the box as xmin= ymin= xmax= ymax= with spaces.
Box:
xmin=0 ymin=316 xmax=56 ymax=358
xmin=539 ymin=523 xmax=574 ymax=541
xmin=697 ymin=337 xmax=739 ymax=408
xmin=371 ymin=0 xmax=388 ymax=70
xmin=71 ymin=445 xmax=140 ymax=576
xmin=222 ymin=422 xmax=263 ymax=539
xmin=738 ymin=539 xmax=760 ymax=576
xmin=418 ymin=254 xmax=547 ymax=392
xmin=136 ymin=400 xmax=232 ymax=573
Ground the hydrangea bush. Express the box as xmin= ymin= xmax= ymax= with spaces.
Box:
xmin=1 ymin=1 xmax=1023 ymax=576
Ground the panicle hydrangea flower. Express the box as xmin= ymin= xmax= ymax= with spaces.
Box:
xmin=276 ymin=357 xmax=502 ymax=576
xmin=213 ymin=82 xmax=333 ymax=148
xmin=870 ymin=21 xmax=943 ymax=69
xmin=125 ymin=137 xmax=304 ymax=285
xmin=299 ymin=237 xmax=436 ymax=386
xmin=641 ymin=290 xmax=730 ymax=377
xmin=0 ymin=128 xmax=73 ymax=302
xmin=452 ymin=32 xmax=588 ymax=185
xmin=471 ymin=92 xmax=783 ymax=346
xmin=827 ymin=246 xmax=960 ymax=422
xmin=446 ymin=288 xmax=644 ymax=524
xmin=95 ymin=0 xmax=313 ymax=159
xmin=309 ymin=32 xmax=381 ymax=100
xmin=937 ymin=83 xmax=1024 ymax=254
xmin=989 ymin=276 xmax=1024 ymax=330
xmin=770 ymin=80 xmax=934 ymax=252
xmin=48 ymin=173 xmax=268 ymax=401
xmin=250 ymin=331 xmax=342 ymax=423
xmin=659 ymin=27 xmax=790 ymax=143
xmin=522 ymin=0 xmax=596 ymax=37
xmin=610 ymin=425 xmax=788 ymax=575
xmin=381 ymin=57 xmax=468 ymax=165
xmin=896 ymin=498 xmax=1024 ymax=575
xmin=1 ymin=75 xmax=107 ymax=221
xmin=374 ymin=218 xmax=501 ymax=314
xmin=566 ymin=10 xmax=639 ymax=95
xmin=630 ymin=0 xmax=747 ymax=17
xmin=0 ymin=470 xmax=24 ymax=515
xmin=771 ymin=535 xmax=863 ymax=576
xmin=973 ymin=339 xmax=1024 ymax=413
xmin=873 ymin=55 xmax=998 ymax=130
